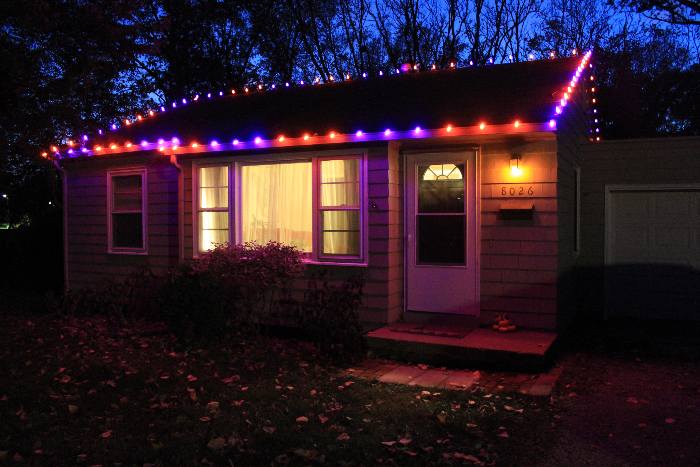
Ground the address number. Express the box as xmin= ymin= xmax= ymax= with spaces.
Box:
xmin=498 ymin=185 xmax=536 ymax=197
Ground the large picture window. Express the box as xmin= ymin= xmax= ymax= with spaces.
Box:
xmin=108 ymin=168 xmax=146 ymax=254
xmin=195 ymin=154 xmax=365 ymax=263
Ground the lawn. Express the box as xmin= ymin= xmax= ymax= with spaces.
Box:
xmin=0 ymin=316 xmax=557 ymax=466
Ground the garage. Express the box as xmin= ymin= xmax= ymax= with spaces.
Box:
xmin=605 ymin=184 xmax=700 ymax=320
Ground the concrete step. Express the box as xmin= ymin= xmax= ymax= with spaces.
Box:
xmin=366 ymin=325 xmax=558 ymax=372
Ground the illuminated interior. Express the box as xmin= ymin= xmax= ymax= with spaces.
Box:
xmin=422 ymin=164 xmax=463 ymax=181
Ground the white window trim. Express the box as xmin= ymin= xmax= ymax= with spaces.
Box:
xmin=194 ymin=163 xmax=232 ymax=254
xmin=192 ymin=149 xmax=368 ymax=265
xmin=107 ymin=167 xmax=148 ymax=255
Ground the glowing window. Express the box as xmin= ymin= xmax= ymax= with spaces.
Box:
xmin=422 ymin=164 xmax=463 ymax=181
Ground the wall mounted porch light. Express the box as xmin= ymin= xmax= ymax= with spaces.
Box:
xmin=510 ymin=156 xmax=522 ymax=176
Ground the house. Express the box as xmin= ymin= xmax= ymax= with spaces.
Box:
xmin=56 ymin=53 xmax=596 ymax=335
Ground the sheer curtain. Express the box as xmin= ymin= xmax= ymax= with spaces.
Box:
xmin=241 ymin=162 xmax=312 ymax=252
xmin=199 ymin=166 xmax=229 ymax=251
xmin=320 ymin=159 xmax=360 ymax=255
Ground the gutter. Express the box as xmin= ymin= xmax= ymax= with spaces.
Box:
xmin=169 ymin=154 xmax=185 ymax=263
xmin=53 ymin=160 xmax=69 ymax=292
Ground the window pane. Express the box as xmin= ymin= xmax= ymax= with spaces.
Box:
xmin=114 ymin=191 xmax=142 ymax=211
xmin=199 ymin=166 xmax=228 ymax=188
xmin=323 ymin=232 xmax=360 ymax=255
xmin=321 ymin=183 xmax=359 ymax=207
xmin=112 ymin=213 xmax=143 ymax=249
xmin=241 ymin=163 xmax=312 ymax=252
xmin=417 ymin=215 xmax=465 ymax=264
xmin=112 ymin=175 xmax=142 ymax=211
xmin=322 ymin=210 xmax=360 ymax=255
xmin=199 ymin=211 xmax=229 ymax=251
xmin=417 ymin=164 xmax=465 ymax=214
xmin=113 ymin=175 xmax=142 ymax=191
xmin=200 ymin=188 xmax=228 ymax=209
xmin=321 ymin=159 xmax=359 ymax=183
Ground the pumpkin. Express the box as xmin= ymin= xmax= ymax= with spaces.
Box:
xmin=492 ymin=324 xmax=500 ymax=331
xmin=498 ymin=320 xmax=510 ymax=327
xmin=498 ymin=326 xmax=509 ymax=332
xmin=507 ymin=325 xmax=517 ymax=332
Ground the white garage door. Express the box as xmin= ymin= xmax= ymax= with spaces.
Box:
xmin=605 ymin=185 xmax=700 ymax=320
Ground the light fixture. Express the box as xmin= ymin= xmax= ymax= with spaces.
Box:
xmin=384 ymin=129 xmax=391 ymax=135
xmin=254 ymin=137 xmax=262 ymax=144
xmin=479 ymin=123 xmax=485 ymax=129
xmin=446 ymin=125 xmax=452 ymax=132
xmin=510 ymin=156 xmax=522 ymax=176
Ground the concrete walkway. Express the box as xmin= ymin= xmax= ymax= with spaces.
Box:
xmin=339 ymin=358 xmax=563 ymax=396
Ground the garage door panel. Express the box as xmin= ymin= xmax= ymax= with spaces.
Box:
xmin=606 ymin=187 xmax=700 ymax=320
xmin=612 ymin=193 xmax=649 ymax=220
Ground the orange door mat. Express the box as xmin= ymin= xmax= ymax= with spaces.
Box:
xmin=389 ymin=324 xmax=473 ymax=339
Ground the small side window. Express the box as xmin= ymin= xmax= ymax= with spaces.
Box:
xmin=197 ymin=165 xmax=230 ymax=253
xmin=319 ymin=157 xmax=362 ymax=258
xmin=108 ymin=169 xmax=147 ymax=254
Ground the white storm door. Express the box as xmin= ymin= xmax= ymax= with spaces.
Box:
xmin=406 ymin=152 xmax=478 ymax=315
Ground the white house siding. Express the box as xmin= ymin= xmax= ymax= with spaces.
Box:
xmin=579 ymin=136 xmax=700 ymax=320
xmin=64 ymin=153 xmax=180 ymax=290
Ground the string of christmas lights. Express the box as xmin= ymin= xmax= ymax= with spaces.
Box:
xmin=43 ymin=50 xmax=596 ymax=159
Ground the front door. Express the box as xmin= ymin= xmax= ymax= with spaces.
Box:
xmin=405 ymin=151 xmax=478 ymax=315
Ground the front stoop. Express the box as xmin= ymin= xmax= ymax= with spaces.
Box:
xmin=366 ymin=325 xmax=558 ymax=371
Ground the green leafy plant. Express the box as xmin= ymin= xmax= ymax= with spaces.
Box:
xmin=298 ymin=272 xmax=366 ymax=362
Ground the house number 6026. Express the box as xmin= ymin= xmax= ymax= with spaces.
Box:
xmin=498 ymin=185 xmax=536 ymax=197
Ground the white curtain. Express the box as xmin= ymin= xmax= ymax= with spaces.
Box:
xmin=199 ymin=166 xmax=229 ymax=251
xmin=241 ymin=162 xmax=312 ymax=252
xmin=320 ymin=159 xmax=360 ymax=255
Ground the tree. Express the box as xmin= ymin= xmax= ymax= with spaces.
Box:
xmin=617 ymin=0 xmax=700 ymax=26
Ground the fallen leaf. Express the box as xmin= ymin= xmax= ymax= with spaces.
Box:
xmin=437 ymin=414 xmax=446 ymax=423
xmin=627 ymin=397 xmax=639 ymax=404
xmin=68 ymin=405 xmax=78 ymax=413
xmin=222 ymin=375 xmax=240 ymax=383
xmin=310 ymin=390 xmax=316 ymax=396
xmin=337 ymin=433 xmax=350 ymax=440
xmin=206 ymin=438 xmax=225 ymax=451
xmin=405 ymin=451 xmax=417 ymax=456
xmin=296 ymin=416 xmax=308 ymax=422
xmin=187 ymin=375 xmax=197 ymax=381
xmin=100 ymin=430 xmax=112 ymax=438
xmin=504 ymin=406 xmax=514 ymax=411
xmin=399 ymin=438 xmax=412 ymax=444
xmin=497 ymin=432 xmax=509 ymax=438
xmin=418 ymin=364 xmax=428 ymax=370
xmin=639 ymin=423 xmax=647 ymax=427
xmin=199 ymin=417 xmax=210 ymax=422
xmin=263 ymin=426 xmax=275 ymax=433
xmin=421 ymin=391 xmax=431 ymax=396
xmin=665 ymin=418 xmax=675 ymax=424
xmin=381 ymin=441 xmax=396 ymax=446
xmin=207 ymin=401 xmax=219 ymax=410
xmin=345 ymin=381 xmax=354 ymax=386
xmin=318 ymin=415 xmax=328 ymax=423
xmin=467 ymin=423 xmax=477 ymax=428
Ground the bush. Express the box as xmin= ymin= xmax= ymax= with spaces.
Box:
xmin=298 ymin=272 xmax=366 ymax=363
xmin=46 ymin=266 xmax=162 ymax=324
xmin=160 ymin=241 xmax=306 ymax=342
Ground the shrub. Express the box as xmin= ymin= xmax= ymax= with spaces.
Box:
xmin=46 ymin=266 xmax=162 ymax=324
xmin=160 ymin=241 xmax=306 ymax=342
xmin=298 ymin=272 xmax=366 ymax=363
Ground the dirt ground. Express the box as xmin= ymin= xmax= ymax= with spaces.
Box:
xmin=539 ymin=317 xmax=700 ymax=467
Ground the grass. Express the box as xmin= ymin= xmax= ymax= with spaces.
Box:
xmin=0 ymin=315 xmax=557 ymax=466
